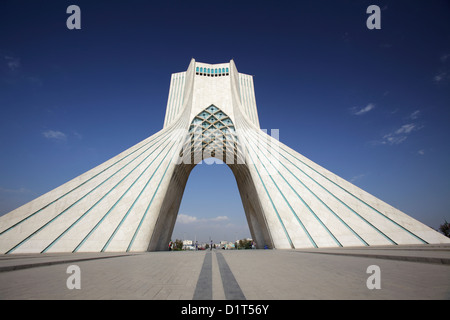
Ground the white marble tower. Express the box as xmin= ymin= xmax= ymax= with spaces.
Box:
xmin=1 ymin=59 xmax=448 ymax=253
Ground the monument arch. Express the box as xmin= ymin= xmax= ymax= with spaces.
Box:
xmin=1 ymin=59 xmax=449 ymax=253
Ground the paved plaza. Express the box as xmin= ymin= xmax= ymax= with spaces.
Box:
xmin=0 ymin=245 xmax=449 ymax=300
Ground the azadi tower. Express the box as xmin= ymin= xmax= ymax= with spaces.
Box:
xmin=1 ymin=59 xmax=449 ymax=253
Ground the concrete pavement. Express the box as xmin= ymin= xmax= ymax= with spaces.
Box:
xmin=0 ymin=245 xmax=449 ymax=300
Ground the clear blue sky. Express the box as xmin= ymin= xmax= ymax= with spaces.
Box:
xmin=1 ymin=0 xmax=449 ymax=243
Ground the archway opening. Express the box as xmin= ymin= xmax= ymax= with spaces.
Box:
xmin=171 ymin=158 xmax=251 ymax=249
xmin=146 ymin=105 xmax=273 ymax=251
xmin=147 ymin=157 xmax=274 ymax=251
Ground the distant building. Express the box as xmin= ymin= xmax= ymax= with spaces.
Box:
xmin=182 ymin=240 xmax=194 ymax=250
